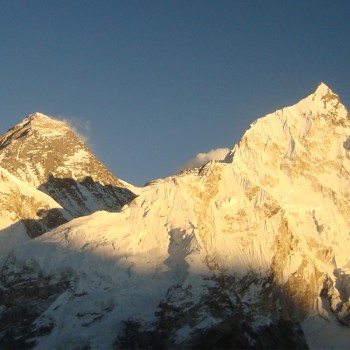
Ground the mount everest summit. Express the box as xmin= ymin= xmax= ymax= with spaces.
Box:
xmin=1 ymin=84 xmax=350 ymax=349
xmin=0 ymin=113 xmax=136 ymax=261
xmin=0 ymin=113 xmax=136 ymax=216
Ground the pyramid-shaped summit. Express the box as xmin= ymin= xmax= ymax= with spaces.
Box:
xmin=226 ymin=82 xmax=349 ymax=163
xmin=0 ymin=112 xmax=136 ymax=216
xmin=314 ymin=81 xmax=333 ymax=95
xmin=6 ymin=112 xmax=68 ymax=136
xmin=24 ymin=111 xmax=61 ymax=123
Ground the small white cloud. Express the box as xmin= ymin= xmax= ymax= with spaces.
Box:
xmin=60 ymin=116 xmax=91 ymax=145
xmin=180 ymin=148 xmax=230 ymax=171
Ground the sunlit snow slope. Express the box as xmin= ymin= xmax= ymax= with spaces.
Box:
xmin=1 ymin=84 xmax=350 ymax=349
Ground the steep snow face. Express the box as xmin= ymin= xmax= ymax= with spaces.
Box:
xmin=0 ymin=113 xmax=136 ymax=216
xmin=1 ymin=85 xmax=350 ymax=348
xmin=225 ymin=83 xmax=350 ymax=271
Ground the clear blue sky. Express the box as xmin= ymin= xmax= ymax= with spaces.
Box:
xmin=1 ymin=0 xmax=350 ymax=185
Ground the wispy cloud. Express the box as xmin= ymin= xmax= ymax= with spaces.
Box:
xmin=59 ymin=116 xmax=91 ymax=145
xmin=179 ymin=148 xmax=230 ymax=171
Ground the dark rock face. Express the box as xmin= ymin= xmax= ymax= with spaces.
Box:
xmin=23 ymin=208 xmax=68 ymax=238
xmin=116 ymin=274 xmax=309 ymax=350
xmin=181 ymin=318 xmax=307 ymax=350
xmin=0 ymin=262 xmax=309 ymax=350
xmin=39 ymin=175 xmax=136 ymax=217
xmin=0 ymin=257 xmax=71 ymax=349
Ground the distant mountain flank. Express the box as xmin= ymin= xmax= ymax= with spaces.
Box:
xmin=1 ymin=85 xmax=350 ymax=349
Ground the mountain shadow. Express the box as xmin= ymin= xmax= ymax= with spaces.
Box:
xmin=22 ymin=208 xmax=68 ymax=239
xmin=0 ymin=236 xmax=310 ymax=350
xmin=0 ymin=209 xmax=68 ymax=261
xmin=115 ymin=272 xmax=309 ymax=350
xmin=38 ymin=175 xmax=137 ymax=217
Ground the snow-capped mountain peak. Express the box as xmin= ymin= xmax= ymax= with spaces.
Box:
xmin=0 ymin=112 xmax=131 ymax=183
xmin=4 ymin=112 xmax=69 ymax=142
xmin=24 ymin=112 xmax=61 ymax=125
xmin=226 ymin=83 xmax=349 ymax=165
xmin=1 ymin=87 xmax=350 ymax=349
xmin=314 ymin=81 xmax=334 ymax=97
xmin=297 ymin=82 xmax=346 ymax=120
xmin=0 ymin=111 xmax=136 ymax=232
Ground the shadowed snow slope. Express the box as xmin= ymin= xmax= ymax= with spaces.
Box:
xmin=1 ymin=84 xmax=350 ymax=349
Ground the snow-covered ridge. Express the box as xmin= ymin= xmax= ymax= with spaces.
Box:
xmin=1 ymin=84 xmax=350 ymax=349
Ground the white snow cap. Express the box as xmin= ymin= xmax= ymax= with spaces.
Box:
xmin=29 ymin=111 xmax=51 ymax=118
xmin=26 ymin=112 xmax=56 ymax=122
xmin=19 ymin=112 xmax=62 ymax=127
xmin=18 ymin=112 xmax=72 ymax=132
xmin=314 ymin=82 xmax=335 ymax=97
